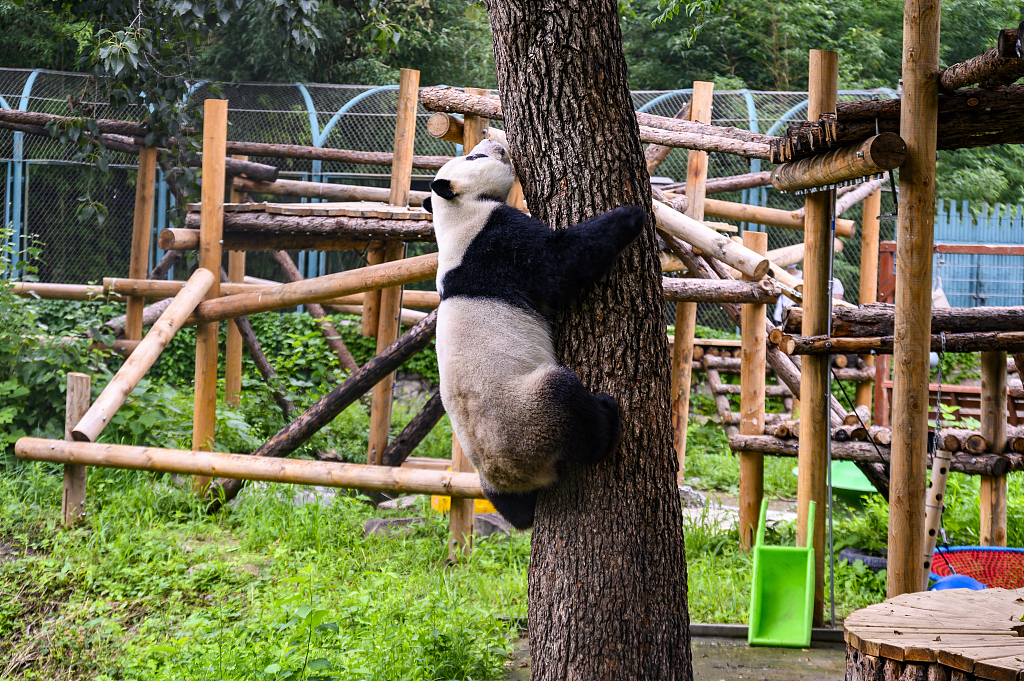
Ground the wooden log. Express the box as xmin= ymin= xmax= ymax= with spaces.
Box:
xmin=835 ymin=176 xmax=888 ymax=217
xmin=272 ymin=251 xmax=358 ymax=373
xmin=856 ymin=186 xmax=882 ymax=409
xmin=380 ymin=392 xmax=446 ymax=467
xmin=159 ymin=227 xmax=371 ymax=252
xmin=224 ymin=139 xmax=449 ymax=170
xmin=367 ymin=240 xmax=407 ymax=466
xmin=845 ymin=405 xmax=872 ymax=426
xmin=892 ymin=0 xmax=939 ymax=598
xmin=652 ymin=201 xmax=770 ymax=279
xmin=980 ymin=351 xmax=1008 ymax=547
xmin=670 ymin=82 xmax=714 ymax=484
xmin=11 ymin=281 xmax=121 ymax=302
xmin=427 ymin=112 xmax=464 ymax=144
xmin=779 ymin=330 xmax=1024 ymax=355
xmin=184 ymin=212 xmax=437 ymax=241
xmin=940 ymin=28 xmax=1024 ymax=90
xmin=192 ymin=99 xmax=228 ymax=494
xmin=770 ymin=134 xmax=906 ymax=194
xmin=711 ymin=383 xmax=793 ymax=397
xmin=706 ymin=171 xmax=773 ymax=194
xmin=16 ymin=437 xmax=484 ymax=499
xmin=126 ymin=147 xmax=158 ymax=341
xmin=62 ymin=373 xmax=91 ymax=527
xmin=869 ymin=425 xmax=892 ymax=445
xmin=798 ymin=49 xmax=837 ymax=627
xmin=72 ymin=269 xmax=216 ymax=443
xmin=661 ymin=276 xmax=778 ymax=303
xmin=328 ymin=305 xmax=425 ymax=327
xmin=739 ymin=229 xmax=768 ymax=550
xmin=418 ymin=86 xmax=774 ymax=159
xmin=225 ymin=158 xmax=247 ymax=408
xmin=782 ymin=303 xmax=1024 ymax=337
xmin=206 ymin=310 xmax=438 ymax=507
xmin=703 ymin=197 xmax=856 ymax=238
xmin=645 ymin=102 xmax=690 ymax=173
xmin=232 ymin=177 xmax=429 ymax=206
xmin=937 ymin=428 xmax=990 ymax=455
xmin=729 ymin=435 xmax=1011 ymax=477
xmin=187 ymin=253 xmax=438 ymax=325
xmin=834 ymin=424 xmax=870 ymax=442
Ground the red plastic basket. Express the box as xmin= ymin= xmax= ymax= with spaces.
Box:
xmin=930 ymin=547 xmax=1024 ymax=589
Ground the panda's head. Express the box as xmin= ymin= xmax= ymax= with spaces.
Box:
xmin=423 ymin=140 xmax=514 ymax=214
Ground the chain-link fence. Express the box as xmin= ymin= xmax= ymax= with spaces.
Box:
xmin=1 ymin=67 xmax=906 ymax=331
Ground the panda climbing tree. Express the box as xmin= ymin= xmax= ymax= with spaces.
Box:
xmin=481 ymin=0 xmax=693 ymax=679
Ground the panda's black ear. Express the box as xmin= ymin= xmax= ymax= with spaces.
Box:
xmin=430 ymin=178 xmax=456 ymax=200
xmin=423 ymin=196 xmax=433 ymax=213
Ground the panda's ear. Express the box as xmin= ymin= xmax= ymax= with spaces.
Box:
xmin=430 ymin=178 xmax=456 ymax=200
xmin=422 ymin=196 xmax=433 ymax=213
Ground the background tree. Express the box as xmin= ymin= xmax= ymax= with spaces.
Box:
xmin=484 ymin=0 xmax=691 ymax=678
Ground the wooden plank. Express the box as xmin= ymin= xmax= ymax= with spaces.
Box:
xmin=192 ymin=98 xmax=228 ymax=494
xmin=672 ymin=80 xmax=713 ymax=484
xmin=126 ymin=146 xmax=158 ymax=341
xmin=880 ymin=242 xmax=1024 ymax=256
xmin=739 ymin=229 xmax=767 ymax=549
xmin=939 ymin=644 xmax=1024 ymax=673
xmin=62 ymin=372 xmax=91 ymax=527
xmin=973 ymin=654 xmax=1024 ymax=681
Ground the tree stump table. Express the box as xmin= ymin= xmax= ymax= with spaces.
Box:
xmin=846 ymin=588 xmax=1024 ymax=680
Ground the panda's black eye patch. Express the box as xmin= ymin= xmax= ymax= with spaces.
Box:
xmin=465 ymin=153 xmax=487 ymax=161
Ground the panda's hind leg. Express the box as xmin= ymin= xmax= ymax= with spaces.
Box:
xmin=545 ymin=367 xmax=622 ymax=466
xmin=481 ymin=484 xmax=538 ymax=530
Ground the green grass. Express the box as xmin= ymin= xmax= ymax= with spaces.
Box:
xmin=0 ymin=464 xmax=524 ymax=680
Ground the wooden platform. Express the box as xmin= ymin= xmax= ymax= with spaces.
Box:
xmin=846 ymin=588 xmax=1024 ymax=680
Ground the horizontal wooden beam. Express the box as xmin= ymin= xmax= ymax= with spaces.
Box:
xmin=781 ymin=303 xmax=1024 ymax=337
xmin=232 ymin=177 xmax=430 ymax=206
xmin=15 ymin=438 xmax=485 ymax=498
xmin=420 ymin=87 xmax=774 ymax=159
xmin=703 ymin=198 xmax=856 ymax=238
xmin=159 ymin=228 xmax=370 ymax=252
xmin=11 ymin=282 xmax=124 ymax=302
xmin=187 ymin=253 xmax=439 ymax=325
xmin=661 ymin=277 xmax=780 ymax=303
xmin=939 ymin=28 xmax=1024 ymax=90
xmin=728 ymin=434 xmax=1014 ymax=477
xmin=770 ymin=134 xmax=907 ymax=193
xmin=184 ymin=211 xmax=437 ymax=242
xmin=879 ymin=241 xmax=1024 ymax=256
xmin=778 ymin=330 xmax=1024 ymax=355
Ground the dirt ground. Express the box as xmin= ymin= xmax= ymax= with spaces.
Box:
xmin=506 ymin=634 xmax=846 ymax=681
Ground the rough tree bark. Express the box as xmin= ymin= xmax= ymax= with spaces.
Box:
xmin=485 ymin=1 xmax=691 ymax=679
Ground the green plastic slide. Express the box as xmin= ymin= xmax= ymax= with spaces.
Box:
xmin=747 ymin=499 xmax=816 ymax=648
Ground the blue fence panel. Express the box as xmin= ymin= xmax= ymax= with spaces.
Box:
xmin=933 ymin=200 xmax=1024 ymax=308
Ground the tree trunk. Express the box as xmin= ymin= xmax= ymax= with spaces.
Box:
xmin=485 ymin=1 xmax=690 ymax=678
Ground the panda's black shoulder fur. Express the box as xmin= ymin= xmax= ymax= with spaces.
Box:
xmin=440 ymin=202 xmax=645 ymax=317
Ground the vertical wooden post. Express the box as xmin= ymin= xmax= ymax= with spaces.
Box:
xmin=192 ymin=98 xmax=228 ymax=492
xmin=856 ymin=188 xmax=882 ymax=409
xmin=980 ymin=351 xmax=1008 ymax=546
xmin=670 ymin=81 xmax=714 ymax=483
xmin=889 ymin=0 xmax=940 ymax=599
xmin=62 ymin=372 xmax=91 ymax=527
xmin=446 ymin=85 xmax=489 ymax=556
xmin=225 ymin=155 xmax=247 ymax=408
xmin=447 ymin=435 xmax=475 ymax=560
xmin=361 ymin=246 xmax=384 ymax=337
xmin=739 ymin=230 xmax=767 ymax=550
xmin=797 ymin=49 xmax=837 ymax=626
xmin=367 ymin=68 xmax=419 ymax=466
xmin=125 ymin=147 xmax=158 ymax=340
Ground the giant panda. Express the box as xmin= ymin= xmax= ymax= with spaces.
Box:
xmin=423 ymin=139 xmax=645 ymax=529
